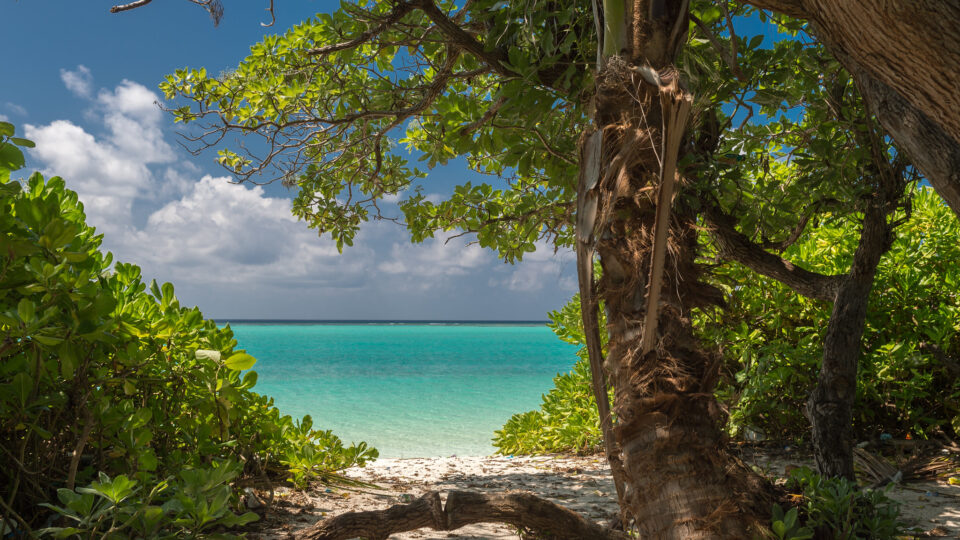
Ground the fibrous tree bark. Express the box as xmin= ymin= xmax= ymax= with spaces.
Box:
xmin=576 ymin=1 xmax=772 ymax=536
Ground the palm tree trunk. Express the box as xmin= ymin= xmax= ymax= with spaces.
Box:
xmin=576 ymin=1 xmax=773 ymax=536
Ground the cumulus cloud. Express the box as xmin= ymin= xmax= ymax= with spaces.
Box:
xmin=119 ymin=176 xmax=376 ymax=288
xmin=22 ymin=71 xmax=577 ymax=318
xmin=60 ymin=65 xmax=94 ymax=98
xmin=97 ymin=81 xmax=172 ymax=161
xmin=378 ymin=231 xmax=491 ymax=289
xmin=0 ymin=114 xmax=8 ymax=122
xmin=25 ymin=80 xmax=173 ymax=234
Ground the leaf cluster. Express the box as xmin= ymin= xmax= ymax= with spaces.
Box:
xmin=771 ymin=467 xmax=904 ymax=539
xmin=493 ymin=296 xmax=607 ymax=455
xmin=39 ymin=464 xmax=257 ymax=539
xmin=160 ymin=0 xmax=595 ymax=260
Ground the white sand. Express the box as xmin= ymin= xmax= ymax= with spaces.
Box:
xmin=250 ymin=453 xmax=960 ymax=539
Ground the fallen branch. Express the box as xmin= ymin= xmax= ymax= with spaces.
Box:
xmin=298 ymin=490 xmax=627 ymax=540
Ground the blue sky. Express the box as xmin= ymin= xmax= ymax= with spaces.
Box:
xmin=1 ymin=1 xmax=578 ymax=320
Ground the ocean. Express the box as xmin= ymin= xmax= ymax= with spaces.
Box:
xmin=227 ymin=322 xmax=580 ymax=457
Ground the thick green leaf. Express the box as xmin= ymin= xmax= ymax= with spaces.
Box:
xmin=10 ymin=137 xmax=35 ymax=148
xmin=17 ymin=298 xmax=36 ymax=324
xmin=224 ymin=352 xmax=256 ymax=371
xmin=0 ymin=143 xmax=25 ymax=171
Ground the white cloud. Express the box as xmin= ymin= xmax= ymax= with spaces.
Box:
xmin=4 ymin=102 xmax=27 ymax=117
xmin=378 ymin=231 xmax=491 ymax=289
xmin=489 ymin=241 xmax=576 ymax=292
xmin=24 ymin=79 xmax=173 ymax=234
xmin=119 ymin=176 xmax=376 ymax=287
xmin=60 ymin=65 xmax=94 ymax=98
xmin=0 ymin=114 xmax=8 ymax=122
xmin=25 ymin=119 xmax=152 ymax=230
xmin=97 ymin=81 xmax=173 ymax=162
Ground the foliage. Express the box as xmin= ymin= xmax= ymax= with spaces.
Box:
xmin=494 ymin=358 xmax=602 ymax=455
xmin=705 ymin=187 xmax=960 ymax=441
xmin=777 ymin=467 xmax=903 ymax=539
xmin=767 ymin=504 xmax=813 ymax=540
xmin=494 ymin=296 xmax=606 ymax=455
xmin=159 ymin=0 xmax=595 ymax=260
xmin=39 ymin=462 xmax=256 ymax=539
xmin=504 ymin=187 xmax=960 ymax=450
xmin=0 ymin=124 xmax=376 ymax=531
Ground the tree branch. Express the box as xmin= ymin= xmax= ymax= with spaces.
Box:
xmin=110 ymin=0 xmax=151 ymax=13
xmin=703 ymin=201 xmax=844 ymax=302
xmin=689 ymin=14 xmax=746 ymax=82
xmin=408 ymin=0 xmax=514 ymax=78
xmin=300 ymin=490 xmax=627 ymax=540
xmin=738 ymin=0 xmax=808 ymax=19
xmin=307 ymin=3 xmax=417 ymax=56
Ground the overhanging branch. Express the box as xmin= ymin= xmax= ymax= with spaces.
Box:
xmin=703 ymin=201 xmax=843 ymax=302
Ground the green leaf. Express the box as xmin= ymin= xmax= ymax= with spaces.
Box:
xmin=17 ymin=298 xmax=36 ymax=324
xmin=149 ymin=279 xmax=162 ymax=299
xmin=11 ymin=372 xmax=33 ymax=408
xmin=195 ymin=349 xmax=222 ymax=362
xmin=32 ymin=334 xmax=64 ymax=346
xmin=0 ymin=122 xmax=13 ymax=137
xmin=0 ymin=142 xmax=25 ymax=171
xmin=225 ymin=352 xmax=256 ymax=371
xmin=10 ymin=137 xmax=35 ymax=148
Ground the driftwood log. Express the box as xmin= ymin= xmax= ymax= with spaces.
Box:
xmin=298 ymin=490 xmax=627 ymax=539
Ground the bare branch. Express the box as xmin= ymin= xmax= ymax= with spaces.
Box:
xmin=110 ymin=0 xmax=152 ymax=13
xmin=301 ymin=490 xmax=628 ymax=540
xmin=261 ymin=0 xmax=276 ymax=27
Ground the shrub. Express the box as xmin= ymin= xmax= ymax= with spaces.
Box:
xmin=0 ymin=123 xmax=376 ymax=533
xmin=493 ymin=296 xmax=606 ymax=455
xmin=771 ymin=467 xmax=903 ymax=539
xmin=704 ymin=187 xmax=960 ymax=442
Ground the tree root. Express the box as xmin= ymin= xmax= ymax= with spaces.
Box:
xmin=298 ymin=490 xmax=627 ymax=540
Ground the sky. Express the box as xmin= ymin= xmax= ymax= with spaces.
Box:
xmin=0 ymin=1 xmax=578 ymax=321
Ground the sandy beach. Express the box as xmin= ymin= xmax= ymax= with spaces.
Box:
xmin=248 ymin=451 xmax=960 ymax=539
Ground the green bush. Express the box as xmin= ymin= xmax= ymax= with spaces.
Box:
xmin=498 ymin=187 xmax=960 ymax=453
xmin=772 ymin=467 xmax=903 ymax=539
xmin=39 ymin=463 xmax=257 ymax=539
xmin=493 ymin=296 xmax=605 ymax=455
xmin=705 ymin=187 xmax=960 ymax=442
xmin=0 ymin=122 xmax=376 ymax=533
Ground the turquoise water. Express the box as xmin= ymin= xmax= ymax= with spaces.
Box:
xmin=228 ymin=323 xmax=579 ymax=457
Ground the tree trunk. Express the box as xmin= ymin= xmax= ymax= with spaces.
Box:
xmin=576 ymin=1 xmax=772 ymax=536
xmin=807 ymin=202 xmax=893 ymax=479
xmin=744 ymin=0 xmax=960 ymax=221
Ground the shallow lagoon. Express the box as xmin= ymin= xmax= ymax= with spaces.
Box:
xmin=227 ymin=322 xmax=578 ymax=457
